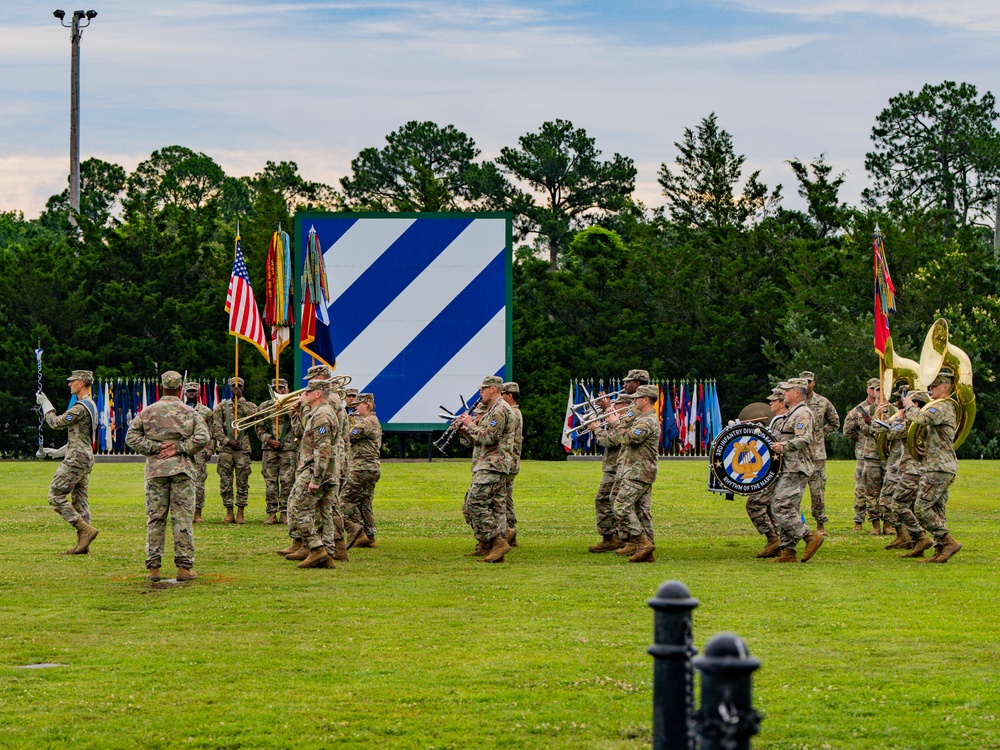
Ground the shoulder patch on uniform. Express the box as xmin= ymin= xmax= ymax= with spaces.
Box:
xmin=65 ymin=414 xmax=73 ymax=422
xmin=634 ymin=428 xmax=643 ymax=435
xmin=318 ymin=426 xmax=327 ymax=434
xmin=928 ymin=407 xmax=938 ymax=414
xmin=796 ymin=423 xmax=804 ymax=429
xmin=627 ymin=411 xmax=634 ymax=418
xmin=490 ymin=419 xmax=497 ymax=427
xmin=351 ymin=428 xmax=359 ymax=435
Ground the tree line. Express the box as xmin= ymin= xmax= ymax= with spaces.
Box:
xmin=2 ymin=80 xmax=999 ymax=460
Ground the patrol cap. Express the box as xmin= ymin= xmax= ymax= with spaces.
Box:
xmin=910 ymin=390 xmax=930 ymax=404
xmin=184 ymin=381 xmax=200 ymax=391
xmin=767 ymin=389 xmax=785 ymax=402
xmin=357 ymin=392 xmax=374 ymax=404
xmin=775 ymin=381 xmax=791 ymax=391
xmin=787 ymin=377 xmax=810 ymax=389
xmin=306 ymin=380 xmax=330 ymax=393
xmin=623 ymin=369 xmax=650 ymax=383
xmin=800 ymin=371 xmax=816 ymax=381
xmin=866 ymin=377 xmax=881 ymax=389
xmin=228 ymin=376 xmax=245 ymax=387
xmin=501 ymin=382 xmax=519 ymax=394
xmin=344 ymin=388 xmax=359 ymax=398
xmin=273 ymin=378 xmax=288 ymax=389
xmin=930 ymin=371 xmax=955 ymax=386
xmin=634 ymin=384 xmax=659 ymax=400
xmin=161 ymin=370 xmax=183 ymax=389
xmin=480 ymin=375 xmax=503 ymax=389
xmin=67 ymin=369 xmax=94 ymax=385
xmin=306 ymin=365 xmax=331 ymax=379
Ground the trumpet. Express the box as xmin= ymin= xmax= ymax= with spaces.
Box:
xmin=562 ymin=410 xmax=608 ymax=440
xmin=231 ymin=375 xmax=351 ymax=431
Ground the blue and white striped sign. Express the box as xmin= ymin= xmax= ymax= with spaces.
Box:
xmin=295 ymin=213 xmax=512 ymax=429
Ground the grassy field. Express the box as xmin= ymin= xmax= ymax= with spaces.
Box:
xmin=1 ymin=458 xmax=999 ymax=750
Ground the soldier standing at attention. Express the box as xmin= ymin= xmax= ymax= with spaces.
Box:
xmin=126 ymin=371 xmax=210 ymax=582
xmin=183 ymin=381 xmax=215 ymax=524
xmin=604 ymin=384 xmax=660 ymax=563
xmin=500 ymin=382 xmax=523 ymax=548
xmin=344 ymin=393 xmax=383 ymax=549
xmin=38 ymin=369 xmax=100 ymax=555
xmin=901 ymin=373 xmax=963 ymax=563
xmin=459 ymin=375 xmax=514 ymax=564
xmin=843 ymin=379 xmax=884 ymax=533
xmin=211 ymin=377 xmax=257 ymax=524
xmin=770 ymin=378 xmax=824 ymax=563
xmin=256 ymin=378 xmax=297 ymax=525
xmin=745 ymin=385 xmax=787 ymax=559
xmin=800 ymin=371 xmax=840 ymax=536
xmin=282 ymin=380 xmax=339 ymax=569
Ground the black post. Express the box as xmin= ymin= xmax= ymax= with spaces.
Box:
xmin=693 ymin=633 xmax=762 ymax=750
xmin=399 ymin=432 xmax=406 ymax=459
xmin=648 ymin=580 xmax=700 ymax=750
xmin=427 ymin=432 xmax=433 ymax=462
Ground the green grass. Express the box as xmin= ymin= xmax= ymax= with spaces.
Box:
xmin=1 ymin=459 xmax=999 ymax=749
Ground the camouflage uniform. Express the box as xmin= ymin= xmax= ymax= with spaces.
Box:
xmin=904 ymin=399 xmax=958 ymax=543
xmin=803 ymin=391 xmax=839 ymax=525
xmin=255 ymin=401 xmax=297 ymax=517
xmin=188 ymin=400 xmax=215 ymax=512
xmin=591 ymin=405 xmax=631 ymax=537
xmin=502 ymin=402 xmax=523 ymax=531
xmin=873 ymin=408 xmax=903 ymax=529
xmin=611 ymin=410 xmax=660 ymax=541
xmin=290 ymin=400 xmax=341 ymax=553
xmin=771 ymin=401 xmax=814 ymax=548
xmin=745 ymin=413 xmax=784 ymax=537
xmin=462 ymin=398 xmax=514 ymax=544
xmin=126 ymin=388 xmax=210 ymax=570
xmin=44 ymin=396 xmax=97 ymax=526
xmin=211 ymin=397 xmax=257 ymax=508
xmin=844 ymin=401 xmax=884 ymax=523
xmin=885 ymin=411 xmax=923 ymax=536
xmin=342 ymin=410 xmax=382 ymax=539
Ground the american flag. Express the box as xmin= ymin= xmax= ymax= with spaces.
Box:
xmin=226 ymin=236 xmax=271 ymax=362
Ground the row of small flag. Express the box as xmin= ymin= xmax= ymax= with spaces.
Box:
xmin=67 ymin=379 xmax=233 ymax=454
xmin=561 ymin=379 xmax=724 ymax=455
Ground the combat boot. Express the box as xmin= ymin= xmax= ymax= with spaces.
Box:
xmin=756 ymin=531 xmax=781 ymax=559
xmin=615 ymin=539 xmax=638 ymax=557
xmin=69 ymin=518 xmax=99 ymax=554
xmin=932 ymin=534 xmax=963 ymax=563
xmin=801 ymin=530 xmax=824 ymax=562
xmin=885 ymin=527 xmax=911 ymax=550
xmin=852 ymin=522 xmax=863 ymax=532
xmin=319 ymin=557 xmax=336 ymax=569
xmin=629 ymin=533 xmax=655 ymax=563
xmin=277 ymin=539 xmax=302 ymax=556
xmin=869 ymin=520 xmax=881 ymax=536
xmin=263 ymin=514 xmax=278 ymax=525
xmin=882 ymin=522 xmax=894 ymax=536
xmin=176 ymin=568 xmax=198 ymax=581
xmin=816 ymin=523 xmax=828 ymax=538
xmin=901 ymin=532 xmax=933 ymax=558
xmin=357 ymin=535 xmax=376 ymax=548
xmin=236 ymin=507 xmax=246 ymax=525
xmin=921 ymin=545 xmax=945 ymax=564
xmin=347 ymin=523 xmax=366 ymax=549
xmin=297 ymin=546 xmax=329 ymax=568
xmin=506 ymin=527 xmax=518 ymax=547
xmin=333 ymin=538 xmax=349 ymax=561
xmin=286 ymin=546 xmax=310 ymax=561
xmin=482 ymin=536 xmax=511 ymax=563
xmin=588 ymin=535 xmax=620 ymax=553
xmin=774 ymin=547 xmax=798 ymax=563
xmin=194 ymin=509 xmax=204 ymax=524
xmin=146 ymin=568 xmax=161 ymax=582
xmin=278 ymin=512 xmax=287 ymax=524
xmin=465 ymin=541 xmax=488 ymax=557
xmin=223 ymin=507 xmax=235 ymax=524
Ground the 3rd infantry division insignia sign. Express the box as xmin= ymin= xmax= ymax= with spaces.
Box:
xmin=710 ymin=423 xmax=782 ymax=494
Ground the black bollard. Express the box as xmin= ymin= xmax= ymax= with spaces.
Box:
xmin=693 ymin=632 xmax=762 ymax=750
xmin=648 ymin=580 xmax=700 ymax=750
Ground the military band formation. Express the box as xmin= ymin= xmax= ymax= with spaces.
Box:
xmin=37 ymin=356 xmax=967 ymax=578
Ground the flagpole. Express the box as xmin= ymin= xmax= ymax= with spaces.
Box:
xmin=234 ymin=223 xmax=240 ymax=434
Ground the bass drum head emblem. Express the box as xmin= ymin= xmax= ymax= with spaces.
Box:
xmin=710 ymin=423 xmax=782 ymax=494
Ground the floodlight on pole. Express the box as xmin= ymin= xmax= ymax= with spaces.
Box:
xmin=53 ymin=9 xmax=97 ymax=227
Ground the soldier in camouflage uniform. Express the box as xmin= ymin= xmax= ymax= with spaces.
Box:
xmin=459 ymin=375 xmax=515 ymax=563
xmin=344 ymin=393 xmax=382 ymax=549
xmin=745 ymin=385 xmax=787 ymax=558
xmin=800 ymin=371 xmax=840 ymax=535
xmin=500 ymin=382 xmax=523 ymax=547
xmin=883 ymin=390 xmax=927 ymax=551
xmin=344 ymin=388 xmax=358 ymax=414
xmin=211 ymin=377 xmax=257 ymax=524
xmin=901 ymin=373 xmax=963 ymax=562
xmin=770 ymin=378 xmax=824 ymax=563
xmin=37 ymin=369 xmax=100 ymax=555
xmin=873 ymin=389 xmax=908 ymax=548
xmin=602 ymin=384 xmax=660 ymax=563
xmin=843 ymin=378 xmax=886 ymax=533
xmin=281 ymin=380 xmax=340 ymax=569
xmin=255 ymin=378 xmax=297 ymax=525
xmin=126 ymin=371 xmax=210 ymax=581
xmin=183 ymin=381 xmax=215 ymax=524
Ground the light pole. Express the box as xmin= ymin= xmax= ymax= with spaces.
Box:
xmin=53 ymin=9 xmax=97 ymax=226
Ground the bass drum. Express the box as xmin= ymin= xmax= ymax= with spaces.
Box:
xmin=710 ymin=422 xmax=783 ymax=495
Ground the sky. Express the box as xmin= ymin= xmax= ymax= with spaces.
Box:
xmin=2 ymin=0 xmax=1000 ymax=218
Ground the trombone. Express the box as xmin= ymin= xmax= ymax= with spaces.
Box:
xmin=231 ymin=375 xmax=352 ymax=431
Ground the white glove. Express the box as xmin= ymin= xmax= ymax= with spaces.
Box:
xmin=35 ymin=391 xmax=47 ymax=406
xmin=37 ymin=392 xmax=55 ymax=416
xmin=43 ymin=446 xmax=66 ymax=459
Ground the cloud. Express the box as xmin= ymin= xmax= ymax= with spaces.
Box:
xmin=736 ymin=0 xmax=1000 ymax=33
